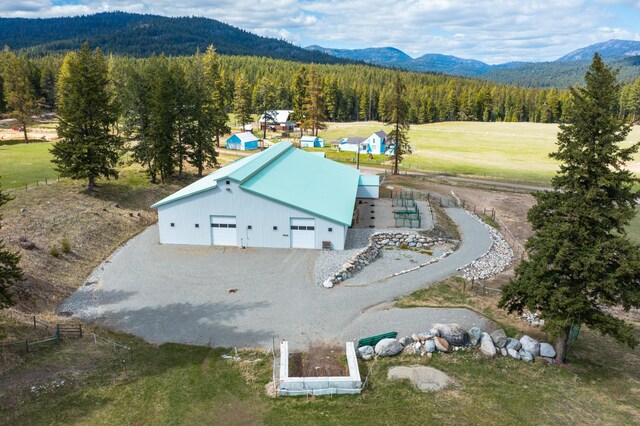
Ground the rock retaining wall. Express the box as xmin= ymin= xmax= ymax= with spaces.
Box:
xmin=323 ymin=232 xmax=451 ymax=288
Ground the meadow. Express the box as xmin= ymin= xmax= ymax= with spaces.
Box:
xmin=318 ymin=121 xmax=640 ymax=185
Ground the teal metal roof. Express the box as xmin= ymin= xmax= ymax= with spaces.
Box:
xmin=151 ymin=142 xmax=361 ymax=226
xmin=358 ymin=175 xmax=380 ymax=186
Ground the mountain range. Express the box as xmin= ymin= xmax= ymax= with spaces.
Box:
xmin=307 ymin=40 xmax=640 ymax=85
xmin=0 ymin=12 xmax=639 ymax=87
xmin=0 ymin=12 xmax=349 ymax=64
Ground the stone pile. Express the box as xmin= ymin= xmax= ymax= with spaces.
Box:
xmin=458 ymin=212 xmax=514 ymax=280
xmin=356 ymin=322 xmax=557 ymax=364
xmin=323 ymin=232 xmax=450 ymax=288
xmin=521 ymin=311 xmax=545 ymax=327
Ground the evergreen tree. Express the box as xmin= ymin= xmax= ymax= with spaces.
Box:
xmin=232 ymin=72 xmax=252 ymax=130
xmin=147 ymin=56 xmax=177 ymax=183
xmin=184 ymin=51 xmax=219 ymax=177
xmin=291 ymin=66 xmax=308 ymax=136
xmin=1 ymin=48 xmax=41 ymax=143
xmin=51 ymin=43 xmax=122 ymax=193
xmin=202 ymin=46 xmax=229 ymax=147
xmin=499 ymin=54 xmax=640 ymax=363
xmin=385 ymin=74 xmax=411 ymax=175
xmin=254 ymin=76 xmax=278 ymax=139
xmin=301 ymin=65 xmax=327 ymax=136
xmin=0 ymin=185 xmax=23 ymax=308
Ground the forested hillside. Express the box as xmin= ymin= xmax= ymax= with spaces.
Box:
xmin=0 ymin=12 xmax=349 ymax=64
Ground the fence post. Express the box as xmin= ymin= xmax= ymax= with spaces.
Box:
xmin=25 ymin=339 xmax=29 ymax=353
xmin=79 ymin=324 xmax=83 ymax=339
xmin=33 ymin=316 xmax=36 ymax=330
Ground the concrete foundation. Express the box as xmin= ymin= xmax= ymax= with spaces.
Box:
xmin=278 ymin=341 xmax=362 ymax=396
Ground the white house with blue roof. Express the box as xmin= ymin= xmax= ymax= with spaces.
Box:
xmin=151 ymin=142 xmax=379 ymax=249
xmin=226 ymin=131 xmax=259 ymax=151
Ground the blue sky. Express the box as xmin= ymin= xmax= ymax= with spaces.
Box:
xmin=3 ymin=0 xmax=640 ymax=63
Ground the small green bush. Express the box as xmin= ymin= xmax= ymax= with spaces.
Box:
xmin=50 ymin=247 xmax=60 ymax=257
xmin=61 ymin=237 xmax=71 ymax=254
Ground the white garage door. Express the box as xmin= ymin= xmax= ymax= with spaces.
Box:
xmin=290 ymin=218 xmax=316 ymax=249
xmin=210 ymin=216 xmax=237 ymax=246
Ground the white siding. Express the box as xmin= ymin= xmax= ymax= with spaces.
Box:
xmin=357 ymin=185 xmax=379 ymax=199
xmin=157 ymin=180 xmax=347 ymax=249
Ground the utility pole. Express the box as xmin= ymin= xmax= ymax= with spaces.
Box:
xmin=356 ymin=143 xmax=360 ymax=170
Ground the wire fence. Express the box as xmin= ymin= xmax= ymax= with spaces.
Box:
xmin=3 ymin=175 xmax=63 ymax=195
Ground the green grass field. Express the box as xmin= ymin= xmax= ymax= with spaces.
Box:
xmin=319 ymin=121 xmax=640 ymax=185
xmin=0 ymin=141 xmax=58 ymax=189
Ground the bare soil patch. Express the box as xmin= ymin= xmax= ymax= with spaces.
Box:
xmin=289 ymin=344 xmax=348 ymax=377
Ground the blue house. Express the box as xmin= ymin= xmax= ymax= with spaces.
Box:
xmin=365 ymin=130 xmax=387 ymax=155
xmin=226 ymin=132 xmax=259 ymax=151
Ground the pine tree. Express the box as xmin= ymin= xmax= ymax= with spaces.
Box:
xmin=184 ymin=50 xmax=220 ymax=177
xmin=385 ymin=74 xmax=411 ymax=175
xmin=202 ymin=46 xmax=229 ymax=148
xmin=254 ymin=76 xmax=277 ymax=139
xmin=1 ymin=48 xmax=41 ymax=143
xmin=233 ymin=72 xmax=252 ymax=130
xmin=291 ymin=66 xmax=308 ymax=136
xmin=51 ymin=43 xmax=122 ymax=193
xmin=0 ymin=185 xmax=23 ymax=308
xmin=499 ymin=54 xmax=640 ymax=363
xmin=301 ymin=65 xmax=327 ymax=137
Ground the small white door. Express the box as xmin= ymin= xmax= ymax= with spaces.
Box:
xmin=290 ymin=218 xmax=315 ymax=249
xmin=210 ymin=216 xmax=237 ymax=246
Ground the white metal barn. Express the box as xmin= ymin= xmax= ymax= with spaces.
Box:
xmin=151 ymin=142 xmax=379 ymax=250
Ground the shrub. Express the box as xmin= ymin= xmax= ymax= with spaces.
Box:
xmin=61 ymin=237 xmax=71 ymax=254
xmin=50 ymin=247 xmax=60 ymax=257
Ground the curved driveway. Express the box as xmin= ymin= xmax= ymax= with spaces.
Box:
xmin=62 ymin=207 xmax=494 ymax=350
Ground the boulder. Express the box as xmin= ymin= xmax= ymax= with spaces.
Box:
xmin=500 ymin=348 xmax=508 ymax=357
xmin=432 ymin=323 xmax=469 ymax=347
xmin=490 ymin=329 xmax=508 ymax=348
xmin=505 ymin=338 xmax=522 ymax=351
xmin=479 ymin=332 xmax=497 ymax=357
xmin=468 ymin=327 xmax=482 ymax=346
xmin=411 ymin=333 xmax=420 ymax=342
xmin=507 ymin=348 xmax=521 ymax=360
xmin=519 ymin=349 xmax=534 ymax=362
xmin=429 ymin=328 xmax=440 ymax=337
xmin=519 ymin=335 xmax=540 ymax=357
xmin=399 ymin=336 xmax=414 ymax=347
xmin=375 ymin=338 xmax=403 ymax=357
xmin=434 ymin=337 xmax=450 ymax=352
xmin=357 ymin=345 xmax=374 ymax=360
xmin=322 ymin=279 xmax=334 ymax=288
xmin=539 ymin=342 xmax=556 ymax=358
xmin=425 ymin=340 xmax=436 ymax=353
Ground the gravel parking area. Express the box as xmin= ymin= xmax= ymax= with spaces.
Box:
xmin=60 ymin=207 xmax=494 ymax=350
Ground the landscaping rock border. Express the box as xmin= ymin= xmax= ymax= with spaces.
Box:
xmin=356 ymin=322 xmax=557 ymax=364
xmin=323 ymin=232 xmax=453 ymax=288
xmin=457 ymin=211 xmax=514 ymax=280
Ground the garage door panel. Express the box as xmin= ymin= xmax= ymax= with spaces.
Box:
xmin=211 ymin=216 xmax=237 ymax=246
xmin=291 ymin=218 xmax=315 ymax=249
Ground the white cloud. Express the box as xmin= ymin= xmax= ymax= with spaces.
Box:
xmin=2 ymin=0 xmax=640 ymax=63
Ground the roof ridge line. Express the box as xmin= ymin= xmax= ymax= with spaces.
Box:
xmin=236 ymin=142 xmax=293 ymax=184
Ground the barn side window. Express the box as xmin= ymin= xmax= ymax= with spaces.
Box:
xmin=195 ymin=224 xmax=199 ymax=228
xmin=248 ymin=225 xmax=252 ymax=230
xmin=226 ymin=180 xmax=230 ymax=185
xmin=273 ymin=226 xmax=278 ymax=230
xmin=170 ymin=223 xmax=175 ymax=227
xmin=328 ymin=227 xmax=332 ymax=232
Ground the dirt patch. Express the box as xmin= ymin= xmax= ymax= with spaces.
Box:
xmin=288 ymin=344 xmax=348 ymax=377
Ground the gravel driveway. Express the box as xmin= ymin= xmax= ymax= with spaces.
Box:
xmin=61 ymin=207 xmax=493 ymax=350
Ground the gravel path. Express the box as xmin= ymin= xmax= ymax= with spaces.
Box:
xmin=60 ymin=207 xmax=494 ymax=351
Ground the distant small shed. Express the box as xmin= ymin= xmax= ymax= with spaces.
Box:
xmin=226 ymin=132 xmax=259 ymax=151
xmin=300 ymin=136 xmax=325 ymax=148
xmin=357 ymin=175 xmax=380 ymax=199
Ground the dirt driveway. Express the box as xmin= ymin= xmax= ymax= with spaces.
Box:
xmin=60 ymin=208 xmax=495 ymax=350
